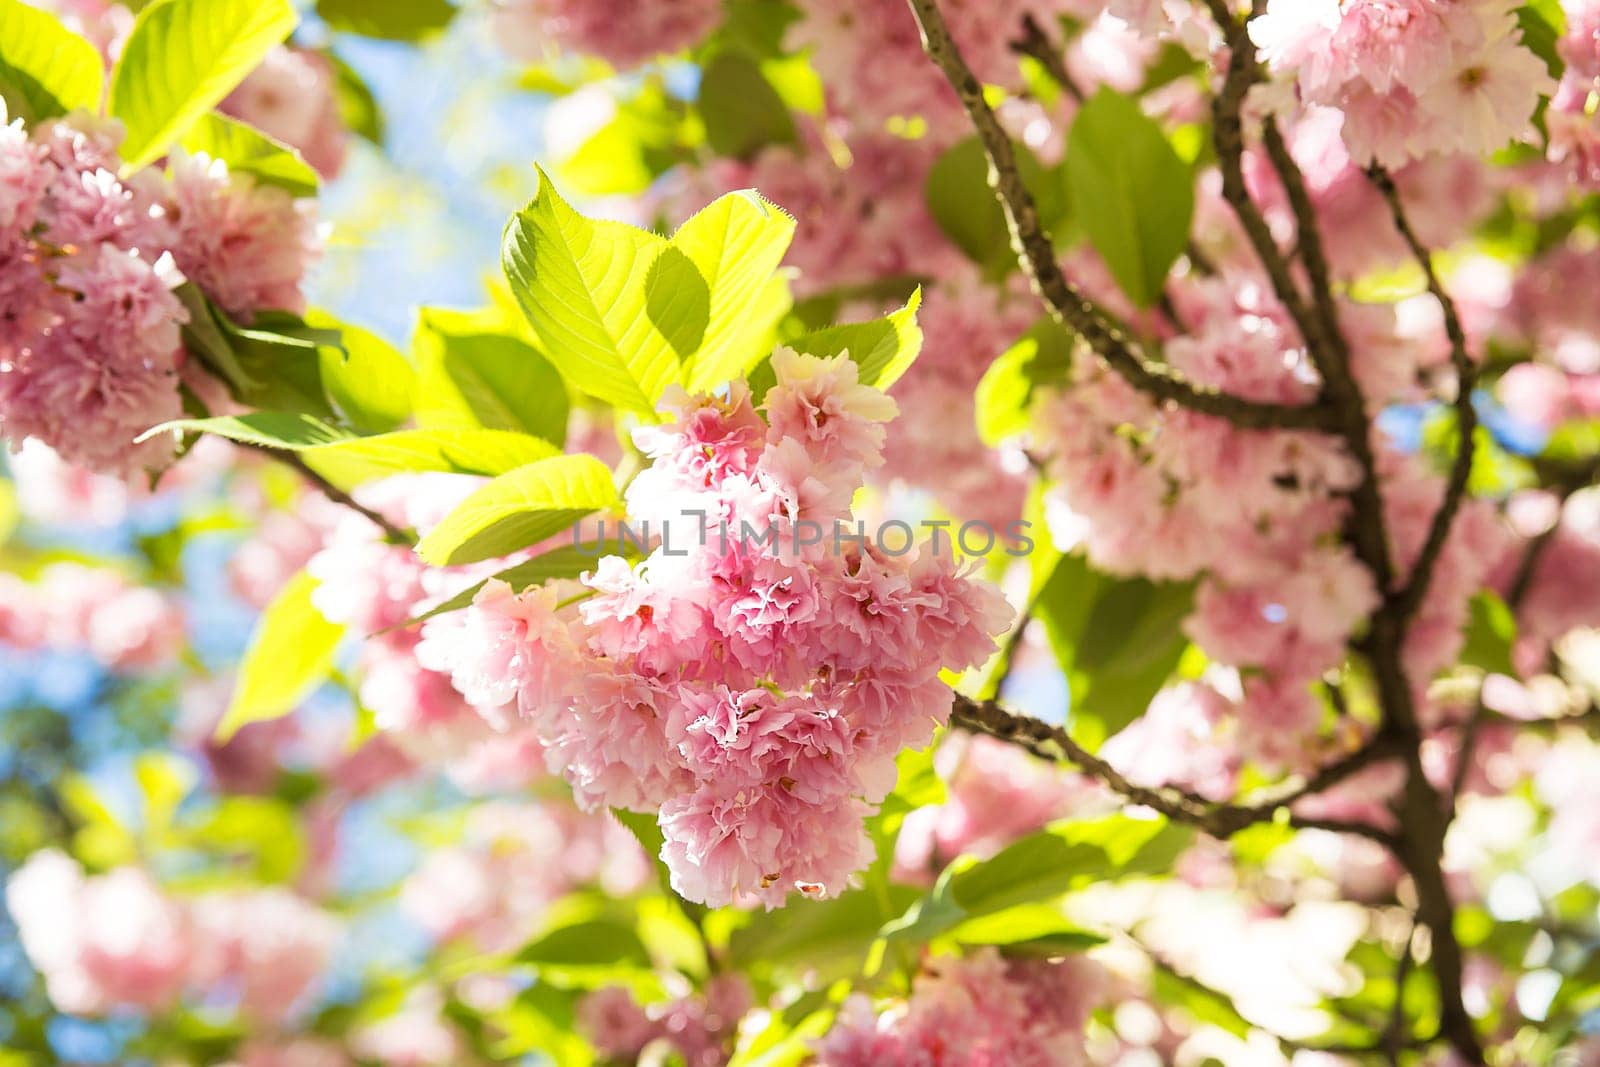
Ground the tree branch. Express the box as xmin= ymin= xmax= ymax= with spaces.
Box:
xmin=1009 ymin=13 xmax=1084 ymax=103
xmin=241 ymin=442 xmax=414 ymax=545
xmin=1368 ymin=165 xmax=1479 ymax=624
xmin=906 ymin=0 xmax=1335 ymax=433
xmin=949 ymin=693 xmax=1396 ymax=846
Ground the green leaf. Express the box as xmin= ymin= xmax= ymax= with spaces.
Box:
xmin=1064 ymin=88 xmax=1193 ymax=307
xmin=0 ymin=0 xmax=104 ymax=125
xmin=502 ymin=168 xmax=683 ymax=414
xmin=327 ymin=48 xmax=383 ymax=143
xmin=1034 ymin=555 xmax=1192 ymax=747
xmin=309 ymin=313 xmax=415 ymax=433
xmin=974 ymin=317 xmax=1073 ymax=446
xmin=416 ymin=454 xmax=619 ymax=566
xmin=179 ymin=112 xmax=318 ymax=196
xmin=304 ymin=429 xmax=561 ymax=487
xmin=217 ymin=569 xmax=345 ymax=741
xmin=1516 ymin=1 xmax=1567 ymax=79
xmin=145 ymin=410 xmax=349 ymax=450
xmin=182 ymin=795 xmax=306 ymax=884
xmin=109 ymin=0 xmax=298 ymax=172
xmin=517 ymin=919 xmax=651 ymax=968
xmin=698 ymin=50 xmax=796 ymax=158
xmin=675 ymin=190 xmax=796 ymax=393
xmin=181 ymin=299 xmax=340 ymax=418
xmin=413 ymin=545 xmax=605 ymax=621
xmin=1461 ymin=592 xmax=1518 ymax=677
xmin=414 ymin=310 xmax=569 ymax=446
xmin=787 ymin=290 xmax=923 ymax=390
xmin=151 ymin=413 xmax=562 ymax=485
xmin=944 ymin=904 xmax=1104 ymax=956
xmin=315 ymin=0 xmax=454 ymax=40
xmin=883 ymin=815 xmax=1187 ymax=946
xmin=1542 ymin=417 xmax=1600 ymax=464
xmin=1070 ymin=577 xmax=1194 ymax=745
xmin=945 ymin=814 xmax=1189 ymax=917
xmin=925 ymin=136 xmax=1062 ymax=273
xmin=1151 ymin=965 xmax=1253 ymax=1038
xmin=728 ymin=887 xmax=915 ymax=974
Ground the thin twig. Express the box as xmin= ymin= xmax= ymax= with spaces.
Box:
xmin=241 ymin=442 xmax=414 ymax=545
xmin=1368 ymin=165 xmax=1479 ymax=624
xmin=949 ymin=694 xmax=1397 ymax=846
xmin=1009 ymin=13 xmax=1084 ymax=103
xmin=906 ymin=0 xmax=1336 ymax=433
xmin=1200 ymin=0 xmax=1396 ymax=589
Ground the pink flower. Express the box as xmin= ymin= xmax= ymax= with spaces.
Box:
xmin=166 ymin=152 xmax=319 ymax=318
xmin=221 ymin=48 xmax=349 ymax=179
xmin=491 ymin=0 xmax=722 ymax=69
xmin=5 ymin=851 xmax=192 ymax=1016
xmin=416 ymin=578 xmax=581 ymax=714
xmin=189 ymin=888 xmax=339 ymax=1023
xmin=763 ymin=348 xmax=898 ymax=471
xmin=815 ymin=947 xmax=1105 ymax=1067
xmin=659 ymin=785 xmax=872 ymax=908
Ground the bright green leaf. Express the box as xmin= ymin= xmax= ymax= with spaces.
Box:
xmin=787 ymin=289 xmax=923 ymax=390
xmin=1461 ymin=592 xmax=1518 ymax=677
xmin=304 ymin=429 xmax=561 ymax=487
xmin=975 ymin=317 xmax=1073 ymax=446
xmin=946 ymin=814 xmax=1190 ymax=917
xmin=327 ymin=48 xmax=383 ymax=143
xmin=415 ymin=454 xmax=619 ymax=565
xmin=502 ymin=168 xmax=683 ymax=414
xmin=698 ymin=51 xmax=796 ymax=158
xmin=179 ymin=112 xmax=318 ymax=196
xmin=110 ymin=0 xmax=298 ymax=172
xmin=217 ymin=569 xmax=345 ymax=741
xmin=414 ymin=545 xmax=605 ymax=622
xmin=926 ymin=136 xmax=1063 ymax=273
xmin=517 ymin=919 xmax=651 ymax=968
xmin=310 ymin=313 xmax=415 ymax=433
xmin=1517 ymin=1 xmax=1568 ymax=79
xmin=145 ymin=411 xmax=353 ymax=450
xmin=0 ymin=0 xmax=104 ymax=125
xmin=1064 ymin=88 xmax=1193 ymax=307
xmin=675 ymin=190 xmax=796 ymax=393
xmin=315 ymin=0 xmax=454 ymax=40
xmin=414 ymin=309 xmax=569 ymax=446
xmin=152 ymin=413 xmax=562 ymax=486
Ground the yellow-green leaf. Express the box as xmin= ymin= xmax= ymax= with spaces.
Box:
xmin=217 ymin=569 xmax=344 ymax=741
xmin=0 ymin=0 xmax=104 ymax=125
xmin=416 ymin=454 xmax=619 ymax=566
xmin=110 ymin=0 xmax=298 ymax=172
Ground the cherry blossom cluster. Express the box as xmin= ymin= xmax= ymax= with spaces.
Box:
xmin=578 ymin=977 xmax=752 ymax=1067
xmin=220 ymin=472 xmax=567 ymax=802
xmin=1250 ymin=0 xmax=1555 ymax=166
xmin=5 ymin=849 xmax=337 ymax=1021
xmin=0 ymin=561 xmax=185 ymax=671
xmin=1033 ymin=271 xmax=1506 ymax=767
xmin=421 ymin=351 xmax=1012 ymax=907
xmin=0 ymin=113 xmax=318 ymax=476
xmin=814 ymin=947 xmax=1106 ymax=1067
xmin=791 ymin=0 xmax=1064 ymax=125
